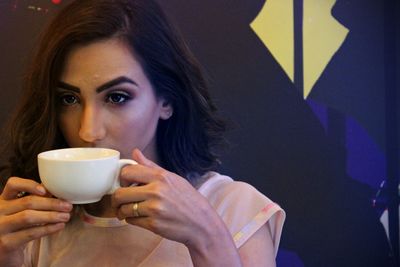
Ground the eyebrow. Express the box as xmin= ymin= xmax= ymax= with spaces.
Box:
xmin=57 ymin=76 xmax=138 ymax=93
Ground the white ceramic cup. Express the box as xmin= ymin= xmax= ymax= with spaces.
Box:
xmin=37 ymin=147 xmax=137 ymax=204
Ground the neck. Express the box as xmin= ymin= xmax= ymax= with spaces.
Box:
xmin=83 ymin=195 xmax=116 ymax=217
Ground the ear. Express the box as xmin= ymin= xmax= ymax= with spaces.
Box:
xmin=159 ymin=99 xmax=173 ymax=120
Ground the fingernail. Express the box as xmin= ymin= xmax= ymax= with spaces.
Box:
xmin=54 ymin=222 xmax=66 ymax=229
xmin=61 ymin=202 xmax=73 ymax=210
xmin=58 ymin=213 xmax=70 ymax=221
xmin=36 ymin=185 xmax=46 ymax=195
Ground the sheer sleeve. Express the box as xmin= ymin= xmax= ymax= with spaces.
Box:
xmin=198 ymin=173 xmax=285 ymax=256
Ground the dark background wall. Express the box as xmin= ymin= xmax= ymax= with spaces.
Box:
xmin=0 ymin=1 xmax=399 ymax=266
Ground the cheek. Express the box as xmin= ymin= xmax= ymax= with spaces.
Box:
xmin=111 ymin=114 xmax=149 ymax=141
xmin=110 ymin=109 xmax=160 ymax=147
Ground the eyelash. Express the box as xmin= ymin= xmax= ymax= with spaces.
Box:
xmin=58 ymin=93 xmax=78 ymax=106
xmin=105 ymin=91 xmax=133 ymax=105
xmin=58 ymin=91 xmax=133 ymax=106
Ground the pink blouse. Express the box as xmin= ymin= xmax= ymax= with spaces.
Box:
xmin=23 ymin=172 xmax=285 ymax=266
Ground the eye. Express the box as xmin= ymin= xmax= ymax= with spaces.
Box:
xmin=106 ymin=91 xmax=132 ymax=105
xmin=59 ymin=94 xmax=79 ymax=106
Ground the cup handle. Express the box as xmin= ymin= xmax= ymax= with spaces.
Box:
xmin=108 ymin=159 xmax=138 ymax=194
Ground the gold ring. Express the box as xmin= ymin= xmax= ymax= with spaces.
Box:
xmin=132 ymin=202 xmax=140 ymax=217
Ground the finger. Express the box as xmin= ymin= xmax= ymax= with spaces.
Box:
xmin=120 ymin=163 xmax=170 ymax=185
xmin=118 ymin=199 xmax=169 ymax=221
xmin=116 ymin=200 xmax=150 ymax=220
xmin=0 ymin=223 xmax=65 ymax=251
xmin=111 ymin=185 xmax=150 ymax=207
xmin=0 ymin=195 xmax=73 ymax=216
xmin=132 ymin=149 xmax=161 ymax=169
xmin=112 ymin=175 xmax=172 ymax=207
xmin=1 ymin=177 xmax=46 ymax=200
xmin=0 ymin=210 xmax=70 ymax=234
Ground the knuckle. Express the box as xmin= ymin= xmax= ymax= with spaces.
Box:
xmin=5 ymin=177 xmax=19 ymax=189
xmin=112 ymin=190 xmax=123 ymax=204
xmin=155 ymin=170 xmax=169 ymax=182
xmin=50 ymin=200 xmax=62 ymax=211
xmin=148 ymin=202 xmax=166 ymax=217
xmin=152 ymin=182 xmax=163 ymax=193
xmin=50 ymin=212 xmax=60 ymax=221
xmin=121 ymin=165 xmax=134 ymax=178
xmin=147 ymin=184 xmax=165 ymax=200
xmin=20 ymin=196 xmax=35 ymax=209
xmin=7 ymin=177 xmax=19 ymax=185
xmin=19 ymin=210 xmax=35 ymax=225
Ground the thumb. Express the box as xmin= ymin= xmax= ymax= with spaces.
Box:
xmin=132 ymin=149 xmax=161 ymax=169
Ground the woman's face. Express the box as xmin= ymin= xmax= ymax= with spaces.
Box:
xmin=57 ymin=38 xmax=172 ymax=161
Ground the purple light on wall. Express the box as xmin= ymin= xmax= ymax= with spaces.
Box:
xmin=277 ymin=249 xmax=304 ymax=267
xmin=306 ymin=98 xmax=328 ymax=133
xmin=306 ymin=98 xmax=385 ymax=190
xmin=346 ymin=116 xmax=386 ymax=189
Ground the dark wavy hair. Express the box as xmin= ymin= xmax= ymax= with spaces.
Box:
xmin=0 ymin=0 xmax=226 ymax=185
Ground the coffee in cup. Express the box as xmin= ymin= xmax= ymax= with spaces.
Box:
xmin=38 ymin=147 xmax=137 ymax=204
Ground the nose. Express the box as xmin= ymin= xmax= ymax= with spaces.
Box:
xmin=78 ymin=104 xmax=106 ymax=143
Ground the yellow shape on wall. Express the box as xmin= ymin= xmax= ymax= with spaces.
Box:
xmin=250 ymin=0 xmax=294 ymax=82
xmin=251 ymin=0 xmax=349 ymax=99
xmin=303 ymin=0 xmax=349 ymax=98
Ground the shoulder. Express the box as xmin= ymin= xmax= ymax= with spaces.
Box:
xmin=198 ymin=172 xmax=285 ymax=249
xmin=198 ymin=171 xmax=274 ymax=209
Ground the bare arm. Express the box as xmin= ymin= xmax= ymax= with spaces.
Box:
xmin=239 ymin=224 xmax=276 ymax=267
xmin=184 ymin=203 xmax=243 ymax=267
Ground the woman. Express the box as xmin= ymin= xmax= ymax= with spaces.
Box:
xmin=0 ymin=0 xmax=284 ymax=266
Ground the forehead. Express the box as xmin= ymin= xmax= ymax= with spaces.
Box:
xmin=60 ymin=38 xmax=144 ymax=85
